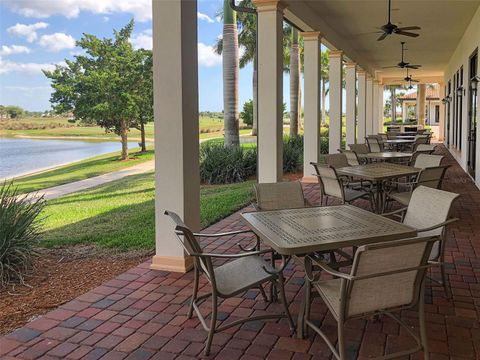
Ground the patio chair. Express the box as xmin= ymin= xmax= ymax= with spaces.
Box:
xmin=338 ymin=149 xmax=360 ymax=166
xmin=311 ymin=162 xmax=375 ymax=211
xmin=164 ymin=210 xmax=295 ymax=356
xmin=415 ymin=144 xmax=437 ymax=153
xmin=383 ymin=186 xmax=460 ymax=297
xmin=414 ymin=154 xmax=445 ymax=169
xmin=348 ymin=143 xmax=369 ymax=155
xmin=324 ymin=153 xmax=350 ymax=168
xmin=365 ymin=137 xmax=382 ymax=153
xmin=408 ymin=150 xmax=437 ymax=166
xmin=253 ymin=181 xmax=308 ymax=211
xmin=303 ymin=236 xmax=438 ymax=360
xmin=386 ymin=165 xmax=449 ymax=207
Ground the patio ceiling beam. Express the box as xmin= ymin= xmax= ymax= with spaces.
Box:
xmin=254 ymin=0 xmax=286 ymax=183
xmin=329 ymin=49 xmax=343 ymax=153
xmin=301 ymin=31 xmax=322 ymax=182
xmin=345 ymin=62 xmax=357 ymax=145
xmin=151 ymin=0 xmax=199 ymax=273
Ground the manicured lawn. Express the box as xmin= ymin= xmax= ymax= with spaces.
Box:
xmin=39 ymin=172 xmax=254 ymax=250
xmin=13 ymin=148 xmax=154 ymax=194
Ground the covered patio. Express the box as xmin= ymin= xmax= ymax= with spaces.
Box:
xmin=1 ymin=146 xmax=479 ymax=359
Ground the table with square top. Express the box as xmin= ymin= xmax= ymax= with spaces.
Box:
xmin=336 ymin=163 xmax=420 ymax=213
xmin=241 ymin=205 xmax=417 ymax=338
xmin=358 ymin=151 xmax=413 ymax=163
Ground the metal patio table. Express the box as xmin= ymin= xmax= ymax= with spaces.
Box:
xmin=358 ymin=151 xmax=413 ymax=163
xmin=381 ymin=138 xmax=415 ymax=151
xmin=336 ymin=163 xmax=420 ymax=213
xmin=241 ymin=205 xmax=417 ymax=338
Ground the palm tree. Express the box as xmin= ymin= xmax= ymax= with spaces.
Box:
xmin=222 ymin=0 xmax=240 ymax=147
xmin=288 ymin=28 xmax=301 ymax=136
xmin=320 ymin=50 xmax=329 ymax=124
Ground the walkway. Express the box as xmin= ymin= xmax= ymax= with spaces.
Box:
xmin=1 ymin=145 xmax=479 ymax=359
xmin=26 ymin=161 xmax=155 ymax=200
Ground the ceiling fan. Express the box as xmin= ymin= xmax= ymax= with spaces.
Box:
xmin=377 ymin=0 xmax=421 ymax=41
xmin=383 ymin=42 xmax=422 ymax=70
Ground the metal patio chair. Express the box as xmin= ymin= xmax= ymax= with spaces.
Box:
xmin=348 ymin=143 xmax=369 ymax=155
xmin=413 ymin=154 xmax=445 ymax=169
xmin=415 ymin=144 xmax=437 ymax=153
xmin=383 ymin=186 xmax=460 ymax=297
xmin=339 ymin=149 xmax=361 ymax=166
xmin=164 ymin=210 xmax=295 ymax=356
xmin=303 ymin=236 xmax=438 ymax=360
xmin=253 ymin=181 xmax=308 ymax=211
xmin=366 ymin=136 xmax=383 ymax=152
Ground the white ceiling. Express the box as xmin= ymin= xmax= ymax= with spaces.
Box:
xmin=284 ymin=0 xmax=480 ymax=83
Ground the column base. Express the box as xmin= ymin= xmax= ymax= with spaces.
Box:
xmin=150 ymin=255 xmax=193 ymax=273
xmin=301 ymin=175 xmax=318 ymax=183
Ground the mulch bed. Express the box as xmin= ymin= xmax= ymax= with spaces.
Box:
xmin=0 ymin=246 xmax=151 ymax=336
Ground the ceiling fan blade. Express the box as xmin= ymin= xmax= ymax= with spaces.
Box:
xmin=377 ymin=32 xmax=388 ymax=41
xmin=397 ymin=26 xmax=421 ymax=31
xmin=406 ymin=64 xmax=422 ymax=69
xmin=410 ymin=79 xmax=420 ymax=82
xmin=382 ymin=65 xmax=399 ymax=69
xmin=396 ymin=30 xmax=419 ymax=37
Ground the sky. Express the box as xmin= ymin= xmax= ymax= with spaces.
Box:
xmin=0 ymin=0 xmax=306 ymax=112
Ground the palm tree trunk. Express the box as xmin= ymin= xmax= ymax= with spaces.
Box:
xmin=289 ymin=28 xmax=300 ymax=136
xmin=120 ymin=119 xmax=129 ymax=160
xmin=390 ymin=87 xmax=396 ymax=122
xmin=321 ymin=79 xmax=327 ymax=125
xmin=252 ymin=63 xmax=258 ymax=136
xmin=222 ymin=0 xmax=240 ymax=147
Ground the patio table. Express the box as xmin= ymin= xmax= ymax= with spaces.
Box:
xmin=381 ymin=138 xmax=415 ymax=151
xmin=336 ymin=163 xmax=420 ymax=213
xmin=358 ymin=151 xmax=413 ymax=162
xmin=241 ymin=205 xmax=417 ymax=338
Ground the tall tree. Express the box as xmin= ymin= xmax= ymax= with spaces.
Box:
xmin=135 ymin=49 xmax=153 ymax=152
xmin=222 ymin=0 xmax=240 ymax=147
xmin=44 ymin=20 xmax=153 ymax=160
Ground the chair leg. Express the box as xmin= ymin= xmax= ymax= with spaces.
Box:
xmin=419 ymin=282 xmax=430 ymax=360
xmin=440 ymin=263 xmax=451 ymax=299
xmin=204 ymin=293 xmax=217 ymax=356
xmin=337 ymin=319 xmax=346 ymax=360
xmin=277 ymin=273 xmax=295 ymax=332
xmin=258 ymin=285 xmax=268 ymax=302
xmin=187 ymin=268 xmax=199 ymax=319
xmin=303 ymin=280 xmax=312 ymax=337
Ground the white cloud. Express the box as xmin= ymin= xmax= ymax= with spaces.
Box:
xmin=0 ymin=45 xmax=31 ymax=56
xmin=38 ymin=33 xmax=76 ymax=52
xmin=130 ymin=32 xmax=152 ymax=50
xmin=198 ymin=12 xmax=214 ymax=23
xmin=198 ymin=43 xmax=221 ymax=67
xmin=0 ymin=57 xmax=58 ymax=75
xmin=7 ymin=22 xmax=49 ymax=42
xmin=3 ymin=0 xmax=152 ymax=22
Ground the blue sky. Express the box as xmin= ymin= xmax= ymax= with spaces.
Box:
xmin=0 ymin=0 xmax=307 ymax=112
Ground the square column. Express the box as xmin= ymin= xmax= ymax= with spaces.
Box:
xmin=151 ymin=0 xmax=200 ymax=272
xmin=378 ymin=84 xmax=384 ymax=133
xmin=254 ymin=0 xmax=285 ymax=183
xmin=439 ymin=83 xmax=445 ymax=141
xmin=372 ymin=80 xmax=380 ymax=134
xmin=366 ymin=75 xmax=373 ymax=136
xmin=357 ymin=69 xmax=367 ymax=143
xmin=345 ymin=62 xmax=357 ymax=145
xmin=301 ymin=32 xmax=322 ymax=182
xmin=329 ymin=49 xmax=343 ymax=153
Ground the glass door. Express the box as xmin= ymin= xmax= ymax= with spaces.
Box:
xmin=468 ymin=50 xmax=478 ymax=178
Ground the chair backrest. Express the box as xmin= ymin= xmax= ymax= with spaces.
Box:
xmin=253 ymin=181 xmax=306 ymax=211
xmin=415 ymin=165 xmax=449 ymax=189
xmin=344 ymin=236 xmax=435 ymax=318
xmin=366 ymin=137 xmax=382 ymax=152
xmin=348 ymin=143 xmax=369 ymax=154
xmin=415 ymin=144 xmax=436 ymax=153
xmin=311 ymin=163 xmax=344 ymax=200
xmin=339 ymin=150 xmax=360 ymax=166
xmin=377 ymin=133 xmax=388 ymax=141
xmin=164 ymin=210 xmax=215 ymax=281
xmin=386 ymin=132 xmax=400 ymax=140
xmin=414 ymin=154 xmax=444 ymax=169
xmin=324 ymin=153 xmax=349 ymax=168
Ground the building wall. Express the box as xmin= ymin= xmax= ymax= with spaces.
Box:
xmin=444 ymin=5 xmax=480 ymax=187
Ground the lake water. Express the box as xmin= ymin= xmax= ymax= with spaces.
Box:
xmin=0 ymin=137 xmax=138 ymax=180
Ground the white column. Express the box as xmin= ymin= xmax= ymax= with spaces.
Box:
xmin=402 ymin=102 xmax=407 ymax=121
xmin=378 ymin=84 xmax=384 ymax=133
xmin=345 ymin=62 xmax=356 ymax=145
xmin=301 ymin=32 xmax=322 ymax=182
xmin=366 ymin=75 xmax=373 ymax=135
xmin=328 ymin=49 xmax=343 ymax=153
xmin=357 ymin=69 xmax=367 ymax=142
xmin=152 ymin=0 xmax=199 ymax=272
xmin=372 ymin=80 xmax=379 ymax=135
xmin=254 ymin=0 xmax=285 ymax=183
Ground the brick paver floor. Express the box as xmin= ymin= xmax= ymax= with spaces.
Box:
xmin=1 ymin=145 xmax=479 ymax=359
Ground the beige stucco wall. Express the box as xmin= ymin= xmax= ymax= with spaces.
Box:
xmin=444 ymin=5 xmax=480 ymax=186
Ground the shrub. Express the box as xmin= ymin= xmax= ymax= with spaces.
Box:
xmin=283 ymin=135 xmax=303 ymax=173
xmin=0 ymin=183 xmax=45 ymax=287
xmin=200 ymin=142 xmax=256 ymax=184
xmin=240 ymin=99 xmax=254 ymax=126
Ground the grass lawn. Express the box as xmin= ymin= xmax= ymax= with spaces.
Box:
xmin=39 ymin=172 xmax=254 ymax=250
xmin=13 ymin=148 xmax=154 ymax=194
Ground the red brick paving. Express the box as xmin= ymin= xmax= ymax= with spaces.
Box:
xmin=1 ymin=145 xmax=479 ymax=359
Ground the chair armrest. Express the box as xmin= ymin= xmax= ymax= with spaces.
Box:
xmin=416 ymin=218 xmax=459 ymax=233
xmin=382 ymin=207 xmax=407 ymax=219
xmin=192 ymin=229 xmax=254 ymax=238
xmin=304 ymin=256 xmax=354 ymax=282
xmin=192 ymin=248 xmax=274 ymax=259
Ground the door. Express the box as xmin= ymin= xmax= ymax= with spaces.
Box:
xmin=468 ymin=50 xmax=478 ymax=178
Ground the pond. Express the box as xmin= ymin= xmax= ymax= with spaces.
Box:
xmin=0 ymin=137 xmax=138 ymax=180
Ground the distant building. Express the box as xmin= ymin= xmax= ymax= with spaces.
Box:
xmin=398 ymin=84 xmax=441 ymax=125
